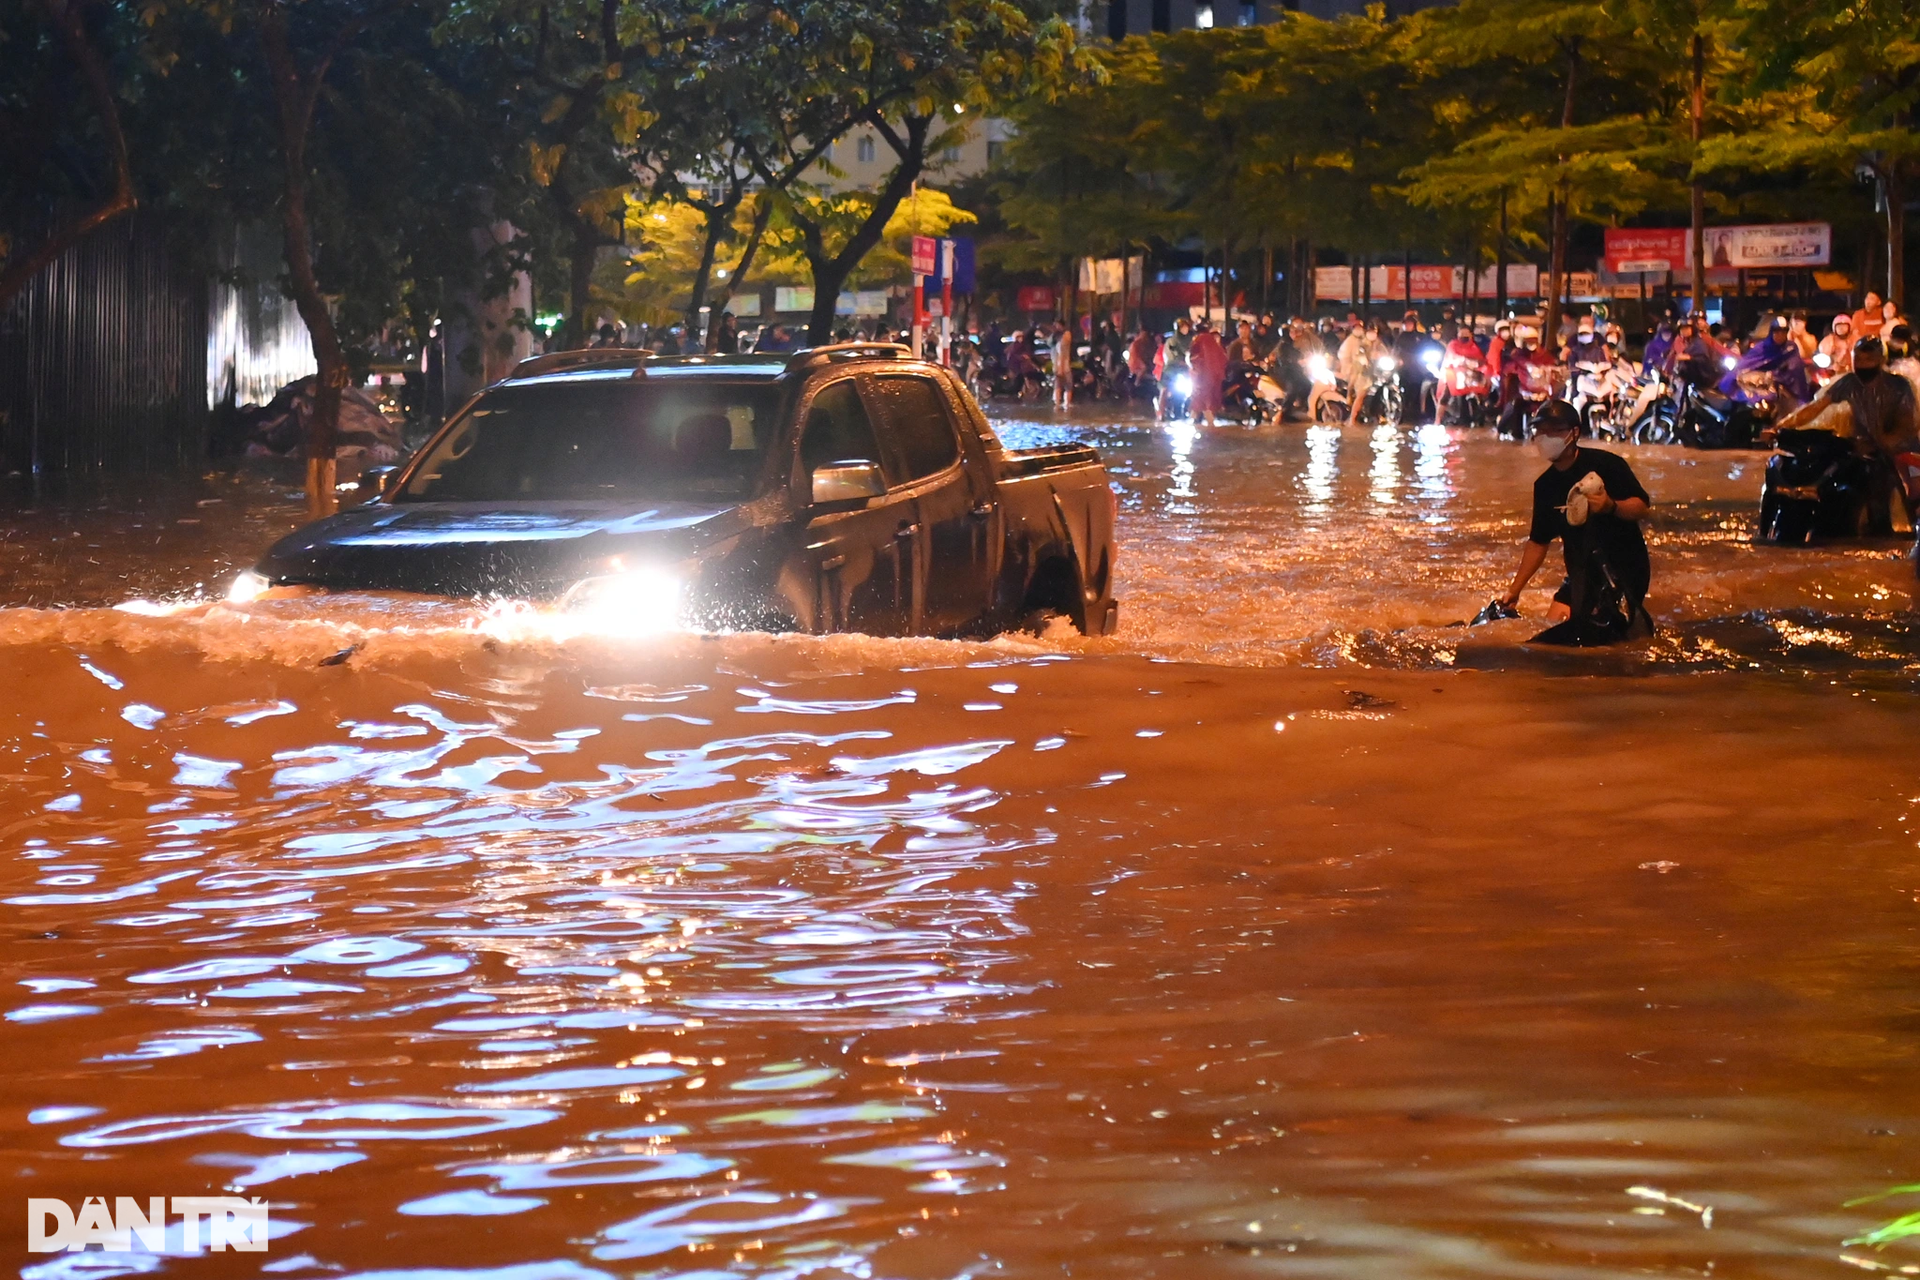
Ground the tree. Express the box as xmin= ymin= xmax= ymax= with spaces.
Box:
xmin=1707 ymin=0 xmax=1920 ymax=309
xmin=1403 ymin=0 xmax=1677 ymax=337
xmin=741 ymin=0 xmax=1086 ymax=342
xmin=0 ymin=0 xmax=137 ymax=310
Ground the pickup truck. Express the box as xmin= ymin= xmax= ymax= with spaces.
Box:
xmin=231 ymin=344 xmax=1119 ymax=637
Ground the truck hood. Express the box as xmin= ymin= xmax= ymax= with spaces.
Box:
xmin=255 ymin=499 xmax=739 ymax=598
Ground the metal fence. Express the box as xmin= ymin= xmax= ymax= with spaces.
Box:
xmin=0 ymin=215 xmax=209 ymax=477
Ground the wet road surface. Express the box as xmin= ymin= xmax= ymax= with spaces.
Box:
xmin=5 ymin=414 xmax=1920 ymax=1279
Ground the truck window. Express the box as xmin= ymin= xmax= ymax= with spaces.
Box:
xmin=872 ymin=375 xmax=961 ymax=480
xmin=800 ymin=379 xmax=883 ymax=474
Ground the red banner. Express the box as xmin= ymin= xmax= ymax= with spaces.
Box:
xmin=1139 ymin=282 xmax=1206 ymax=309
xmin=1015 ymin=286 xmax=1056 ymax=312
xmin=911 ymin=236 xmax=939 ymax=277
xmin=1604 ymin=228 xmax=1689 ymax=275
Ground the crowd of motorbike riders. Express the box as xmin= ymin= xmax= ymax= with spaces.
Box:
xmin=950 ymin=294 xmax=1920 ymax=549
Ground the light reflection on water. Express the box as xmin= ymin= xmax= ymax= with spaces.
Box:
xmin=4 ymin=409 xmax=1920 ymax=1277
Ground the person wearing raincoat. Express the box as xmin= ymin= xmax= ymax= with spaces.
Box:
xmin=1717 ymin=316 xmax=1811 ymax=409
xmin=1186 ymin=320 xmax=1229 ymax=428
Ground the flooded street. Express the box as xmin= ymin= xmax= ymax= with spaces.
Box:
xmin=6 ymin=414 xmax=1920 ymax=1279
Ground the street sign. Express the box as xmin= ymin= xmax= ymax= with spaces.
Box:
xmin=911 ymin=236 xmax=939 ymax=277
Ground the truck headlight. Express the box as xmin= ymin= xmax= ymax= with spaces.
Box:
xmin=560 ymin=567 xmax=684 ymax=633
xmin=227 ymin=570 xmax=269 ymax=604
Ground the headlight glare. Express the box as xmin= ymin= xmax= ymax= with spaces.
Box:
xmin=560 ymin=567 xmax=684 ymax=634
xmin=227 ymin=570 xmax=269 ymax=604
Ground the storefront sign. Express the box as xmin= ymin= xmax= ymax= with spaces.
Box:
xmin=1705 ymin=222 xmax=1831 ymax=269
xmin=1604 ymin=227 xmax=1690 ymax=275
xmin=1015 ymin=285 xmax=1056 ymax=311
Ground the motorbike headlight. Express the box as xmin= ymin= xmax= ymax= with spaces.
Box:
xmin=1375 ymin=356 xmax=1396 ymax=373
xmin=560 ymin=567 xmax=684 ymax=634
xmin=1306 ymin=353 xmax=1332 ymax=381
xmin=1174 ymin=373 xmax=1193 ymax=396
xmin=1814 ymin=353 xmax=1832 ymax=369
xmin=1421 ymin=351 xmax=1441 ymax=374
xmin=1722 ymin=355 xmax=1738 ymax=370
xmin=227 ymin=570 xmax=269 ymax=604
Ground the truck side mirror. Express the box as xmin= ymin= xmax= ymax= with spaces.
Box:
xmin=358 ymin=465 xmax=400 ymax=500
xmin=810 ymin=460 xmax=885 ymax=504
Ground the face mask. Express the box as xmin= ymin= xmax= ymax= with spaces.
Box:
xmin=1535 ymin=432 xmax=1574 ymax=460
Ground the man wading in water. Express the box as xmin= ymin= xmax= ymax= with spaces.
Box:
xmin=1498 ymin=398 xmax=1655 ymax=645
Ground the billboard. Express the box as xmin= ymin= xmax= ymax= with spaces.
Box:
xmin=1706 ymin=223 xmax=1831 ymax=269
xmin=1601 ymin=223 xmax=1832 ymax=273
xmin=1313 ymin=264 xmax=1537 ymax=302
xmin=773 ymin=287 xmax=814 ymax=314
xmin=1604 ymin=227 xmax=1689 ymax=275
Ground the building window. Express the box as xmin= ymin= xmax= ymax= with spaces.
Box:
xmin=1237 ymin=0 xmax=1256 ymax=22
xmin=1108 ymin=0 xmax=1127 ymax=38
xmin=986 ymin=140 xmax=1004 ymax=165
xmin=856 ymin=136 xmax=875 ymax=163
xmin=1195 ymin=2 xmax=1214 ymax=27
xmin=1151 ymin=0 xmax=1169 ymax=31
xmin=942 ymin=146 xmax=961 ymax=164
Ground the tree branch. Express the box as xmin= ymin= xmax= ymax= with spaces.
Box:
xmin=0 ymin=0 xmax=137 ymax=310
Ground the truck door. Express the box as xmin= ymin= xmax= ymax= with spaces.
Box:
xmin=796 ymin=377 xmax=916 ymax=634
xmin=866 ymin=372 xmax=990 ymax=633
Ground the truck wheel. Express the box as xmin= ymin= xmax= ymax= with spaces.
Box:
xmin=1020 ymin=558 xmax=1088 ymax=635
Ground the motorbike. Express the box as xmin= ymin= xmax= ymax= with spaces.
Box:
xmin=1364 ymin=354 xmax=1405 ymax=426
xmin=1436 ymin=350 xmax=1494 ymax=427
xmin=1219 ymin=364 xmax=1285 ymax=425
xmin=1759 ymin=428 xmax=1886 ymax=543
xmin=1159 ymin=370 xmax=1193 ymax=421
xmin=1571 ymin=359 xmax=1631 ymax=441
xmin=1498 ymin=358 xmax=1560 ymax=439
xmin=1306 ymin=353 xmax=1347 ymax=424
xmin=1679 ymin=358 xmax=1775 ymax=450
xmin=1624 ymin=367 xmax=1678 ymax=444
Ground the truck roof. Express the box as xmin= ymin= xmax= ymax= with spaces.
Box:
xmin=501 ymin=344 xmax=923 ymax=388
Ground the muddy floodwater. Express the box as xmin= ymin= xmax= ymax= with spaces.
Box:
xmin=5 ymin=415 xmax=1920 ymax=1279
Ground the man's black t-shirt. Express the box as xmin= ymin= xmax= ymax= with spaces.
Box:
xmin=1529 ymin=446 xmax=1651 ymax=609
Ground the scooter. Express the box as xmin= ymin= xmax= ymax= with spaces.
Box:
xmin=1571 ymin=359 xmax=1631 ymax=441
xmin=1759 ymin=428 xmax=1885 ymax=543
xmin=1436 ymin=352 xmax=1493 ymax=427
xmin=1220 ymin=365 xmax=1268 ymax=425
xmin=1305 ymin=353 xmax=1348 ymax=424
xmin=1679 ymin=361 xmax=1773 ymax=449
xmin=1364 ymin=354 xmax=1405 ymax=426
xmin=1158 ymin=371 xmax=1192 ymax=421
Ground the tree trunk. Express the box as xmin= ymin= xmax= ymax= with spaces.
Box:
xmin=1543 ymin=37 xmax=1583 ymax=346
xmin=1496 ymin=188 xmax=1509 ymax=314
xmin=706 ymin=193 xmax=773 ymax=352
xmin=795 ymin=114 xmax=931 ymax=344
xmin=564 ymin=228 xmax=600 ymax=350
xmin=0 ymin=0 xmax=137 ymax=311
xmin=1887 ymin=162 xmax=1906 ymax=312
xmin=262 ymin=12 xmax=353 ymax=519
xmin=1690 ymin=32 xmax=1707 ymax=317
xmin=685 ymin=186 xmax=745 ymax=340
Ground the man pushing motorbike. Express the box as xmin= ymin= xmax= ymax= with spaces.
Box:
xmin=1496 ymin=399 xmax=1655 ymax=645
xmin=1773 ymin=335 xmax=1920 ymax=546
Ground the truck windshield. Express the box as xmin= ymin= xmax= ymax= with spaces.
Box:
xmin=400 ymin=379 xmax=781 ymax=503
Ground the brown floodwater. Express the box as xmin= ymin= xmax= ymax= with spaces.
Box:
xmin=5 ymin=416 xmax=1920 ymax=1279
